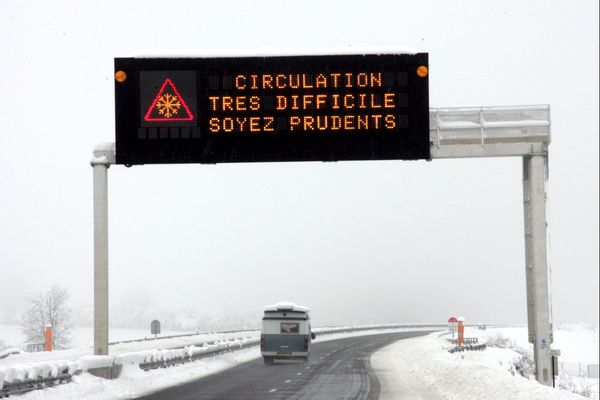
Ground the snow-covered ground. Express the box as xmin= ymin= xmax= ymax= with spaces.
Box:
xmin=372 ymin=325 xmax=599 ymax=400
xmin=2 ymin=324 xmax=597 ymax=399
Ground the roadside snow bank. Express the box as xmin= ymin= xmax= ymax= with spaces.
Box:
xmin=474 ymin=325 xmax=599 ymax=365
xmin=10 ymin=347 xmax=261 ymax=399
xmin=78 ymin=356 xmax=115 ymax=371
xmin=475 ymin=326 xmax=599 ymax=398
xmin=372 ymin=329 xmax=588 ymax=400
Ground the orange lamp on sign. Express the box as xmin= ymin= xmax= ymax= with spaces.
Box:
xmin=115 ymin=70 xmax=127 ymax=83
xmin=416 ymin=65 xmax=428 ymax=78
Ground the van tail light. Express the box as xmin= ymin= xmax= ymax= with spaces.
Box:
xmin=304 ymin=338 xmax=309 ymax=350
xmin=260 ymin=337 xmax=264 ymax=351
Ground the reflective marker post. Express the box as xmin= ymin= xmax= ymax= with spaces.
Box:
xmin=457 ymin=317 xmax=465 ymax=347
xmin=91 ymin=143 xmax=115 ymax=356
xmin=44 ymin=325 xmax=53 ymax=352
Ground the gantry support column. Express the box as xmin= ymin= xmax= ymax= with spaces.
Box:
xmin=523 ymin=153 xmax=554 ymax=385
xmin=91 ymin=144 xmax=115 ymax=355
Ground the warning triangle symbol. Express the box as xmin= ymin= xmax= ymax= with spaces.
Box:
xmin=144 ymin=78 xmax=195 ymax=122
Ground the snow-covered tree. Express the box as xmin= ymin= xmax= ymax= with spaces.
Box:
xmin=21 ymin=285 xmax=72 ymax=349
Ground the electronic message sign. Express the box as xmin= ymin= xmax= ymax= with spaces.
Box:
xmin=114 ymin=53 xmax=429 ymax=165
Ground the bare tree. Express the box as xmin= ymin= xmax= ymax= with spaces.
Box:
xmin=21 ymin=285 xmax=72 ymax=349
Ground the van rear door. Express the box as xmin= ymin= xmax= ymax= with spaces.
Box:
xmin=277 ymin=322 xmax=301 ymax=355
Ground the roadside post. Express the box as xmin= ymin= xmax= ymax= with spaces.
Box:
xmin=457 ymin=317 xmax=465 ymax=347
xmin=550 ymin=349 xmax=560 ymax=387
xmin=44 ymin=325 xmax=53 ymax=352
xmin=91 ymin=143 xmax=115 ymax=356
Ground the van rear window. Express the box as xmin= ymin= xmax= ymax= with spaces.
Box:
xmin=280 ymin=323 xmax=299 ymax=333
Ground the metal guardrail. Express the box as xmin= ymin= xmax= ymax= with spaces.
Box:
xmin=0 ymin=350 xmax=21 ymax=361
xmin=24 ymin=344 xmax=46 ymax=353
xmin=448 ymin=337 xmax=479 ymax=345
xmin=446 ymin=336 xmax=487 ymax=353
xmin=108 ymin=328 xmax=260 ymax=346
xmin=111 ymin=323 xmax=450 ymax=348
xmin=430 ymin=105 xmax=551 ymax=147
xmin=448 ymin=344 xmax=487 ymax=353
xmin=138 ymin=338 xmax=259 ymax=372
xmin=560 ymin=362 xmax=600 ymax=379
xmin=0 ymin=372 xmax=71 ymax=398
xmin=429 ymin=105 xmax=550 ymax=159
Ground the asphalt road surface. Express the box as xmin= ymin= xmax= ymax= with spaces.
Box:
xmin=136 ymin=331 xmax=428 ymax=400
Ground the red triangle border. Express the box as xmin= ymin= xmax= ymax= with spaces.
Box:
xmin=144 ymin=78 xmax=195 ymax=122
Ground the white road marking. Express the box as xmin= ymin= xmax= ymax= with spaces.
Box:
xmin=268 ymin=388 xmax=277 ymax=393
xmin=297 ymin=372 xmax=302 ymax=376
xmin=285 ymin=380 xmax=291 ymax=383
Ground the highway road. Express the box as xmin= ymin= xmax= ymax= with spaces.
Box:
xmin=136 ymin=331 xmax=428 ymax=400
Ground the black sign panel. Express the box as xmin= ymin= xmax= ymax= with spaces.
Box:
xmin=150 ymin=320 xmax=161 ymax=335
xmin=114 ymin=53 xmax=429 ymax=165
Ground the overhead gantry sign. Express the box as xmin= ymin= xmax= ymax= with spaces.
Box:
xmin=95 ymin=51 xmax=555 ymax=387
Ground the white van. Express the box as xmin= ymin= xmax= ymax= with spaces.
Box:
xmin=260 ymin=302 xmax=315 ymax=364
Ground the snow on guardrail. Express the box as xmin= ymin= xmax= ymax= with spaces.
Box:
xmin=0 ymin=336 xmax=260 ymax=397
xmin=0 ymin=360 xmax=76 ymax=397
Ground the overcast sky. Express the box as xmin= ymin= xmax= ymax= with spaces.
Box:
xmin=0 ymin=0 xmax=598 ymax=329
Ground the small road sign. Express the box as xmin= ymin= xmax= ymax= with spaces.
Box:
xmin=151 ymin=320 xmax=161 ymax=337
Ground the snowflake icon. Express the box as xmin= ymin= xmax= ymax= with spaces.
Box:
xmin=155 ymin=93 xmax=182 ymax=118
xmin=144 ymin=78 xmax=195 ymax=122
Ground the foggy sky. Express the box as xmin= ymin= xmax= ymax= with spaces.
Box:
xmin=0 ymin=0 xmax=598 ymax=330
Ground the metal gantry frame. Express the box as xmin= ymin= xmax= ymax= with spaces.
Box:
xmin=91 ymin=104 xmax=555 ymax=385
